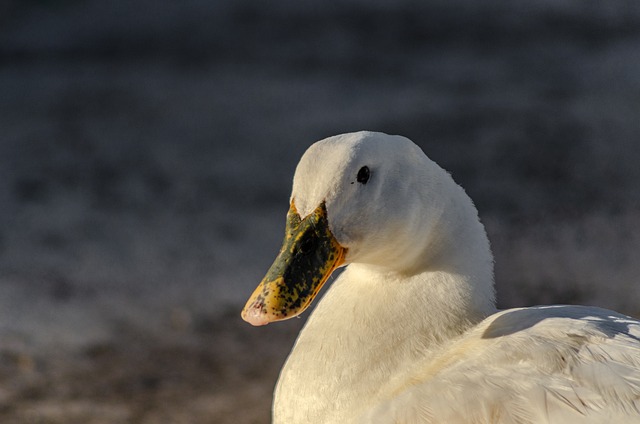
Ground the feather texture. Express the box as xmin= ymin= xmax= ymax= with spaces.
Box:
xmin=265 ymin=132 xmax=640 ymax=423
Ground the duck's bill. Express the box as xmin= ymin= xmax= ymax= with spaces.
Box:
xmin=241 ymin=201 xmax=346 ymax=326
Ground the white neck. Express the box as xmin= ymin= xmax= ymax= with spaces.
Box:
xmin=273 ymin=192 xmax=496 ymax=423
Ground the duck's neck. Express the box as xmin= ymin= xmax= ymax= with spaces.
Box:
xmin=273 ymin=197 xmax=496 ymax=423
xmin=273 ymin=268 xmax=494 ymax=423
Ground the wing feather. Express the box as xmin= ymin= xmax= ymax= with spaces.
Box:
xmin=362 ymin=306 xmax=640 ymax=423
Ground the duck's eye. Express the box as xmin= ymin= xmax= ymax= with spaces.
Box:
xmin=356 ymin=166 xmax=370 ymax=184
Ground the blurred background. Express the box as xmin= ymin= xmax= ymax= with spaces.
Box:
xmin=1 ymin=0 xmax=639 ymax=422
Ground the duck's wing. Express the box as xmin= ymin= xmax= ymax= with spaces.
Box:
xmin=363 ymin=305 xmax=640 ymax=424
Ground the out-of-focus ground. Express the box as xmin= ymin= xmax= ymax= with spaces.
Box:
xmin=1 ymin=0 xmax=640 ymax=422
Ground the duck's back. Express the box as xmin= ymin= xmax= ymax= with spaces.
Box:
xmin=362 ymin=305 xmax=640 ymax=424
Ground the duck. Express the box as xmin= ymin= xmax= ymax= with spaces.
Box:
xmin=241 ymin=131 xmax=640 ymax=423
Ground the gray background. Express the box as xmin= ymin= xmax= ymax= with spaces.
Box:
xmin=1 ymin=1 xmax=639 ymax=422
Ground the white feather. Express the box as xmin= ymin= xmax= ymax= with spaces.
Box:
xmin=272 ymin=131 xmax=640 ymax=423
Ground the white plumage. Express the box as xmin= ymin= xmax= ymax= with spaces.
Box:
xmin=245 ymin=131 xmax=640 ymax=423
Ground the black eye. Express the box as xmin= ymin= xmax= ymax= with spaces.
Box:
xmin=356 ymin=166 xmax=370 ymax=184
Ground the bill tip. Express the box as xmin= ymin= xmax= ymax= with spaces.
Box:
xmin=241 ymin=303 xmax=271 ymax=326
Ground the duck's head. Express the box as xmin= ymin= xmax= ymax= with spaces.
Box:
xmin=242 ymin=131 xmax=490 ymax=326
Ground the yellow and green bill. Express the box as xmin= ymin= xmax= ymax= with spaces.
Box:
xmin=242 ymin=201 xmax=346 ymax=326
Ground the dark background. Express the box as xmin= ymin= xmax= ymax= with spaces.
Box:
xmin=1 ymin=1 xmax=639 ymax=422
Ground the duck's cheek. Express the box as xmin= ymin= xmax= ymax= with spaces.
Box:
xmin=329 ymin=229 xmax=359 ymax=263
xmin=333 ymin=236 xmax=376 ymax=267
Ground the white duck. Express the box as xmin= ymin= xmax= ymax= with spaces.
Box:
xmin=242 ymin=131 xmax=640 ymax=423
